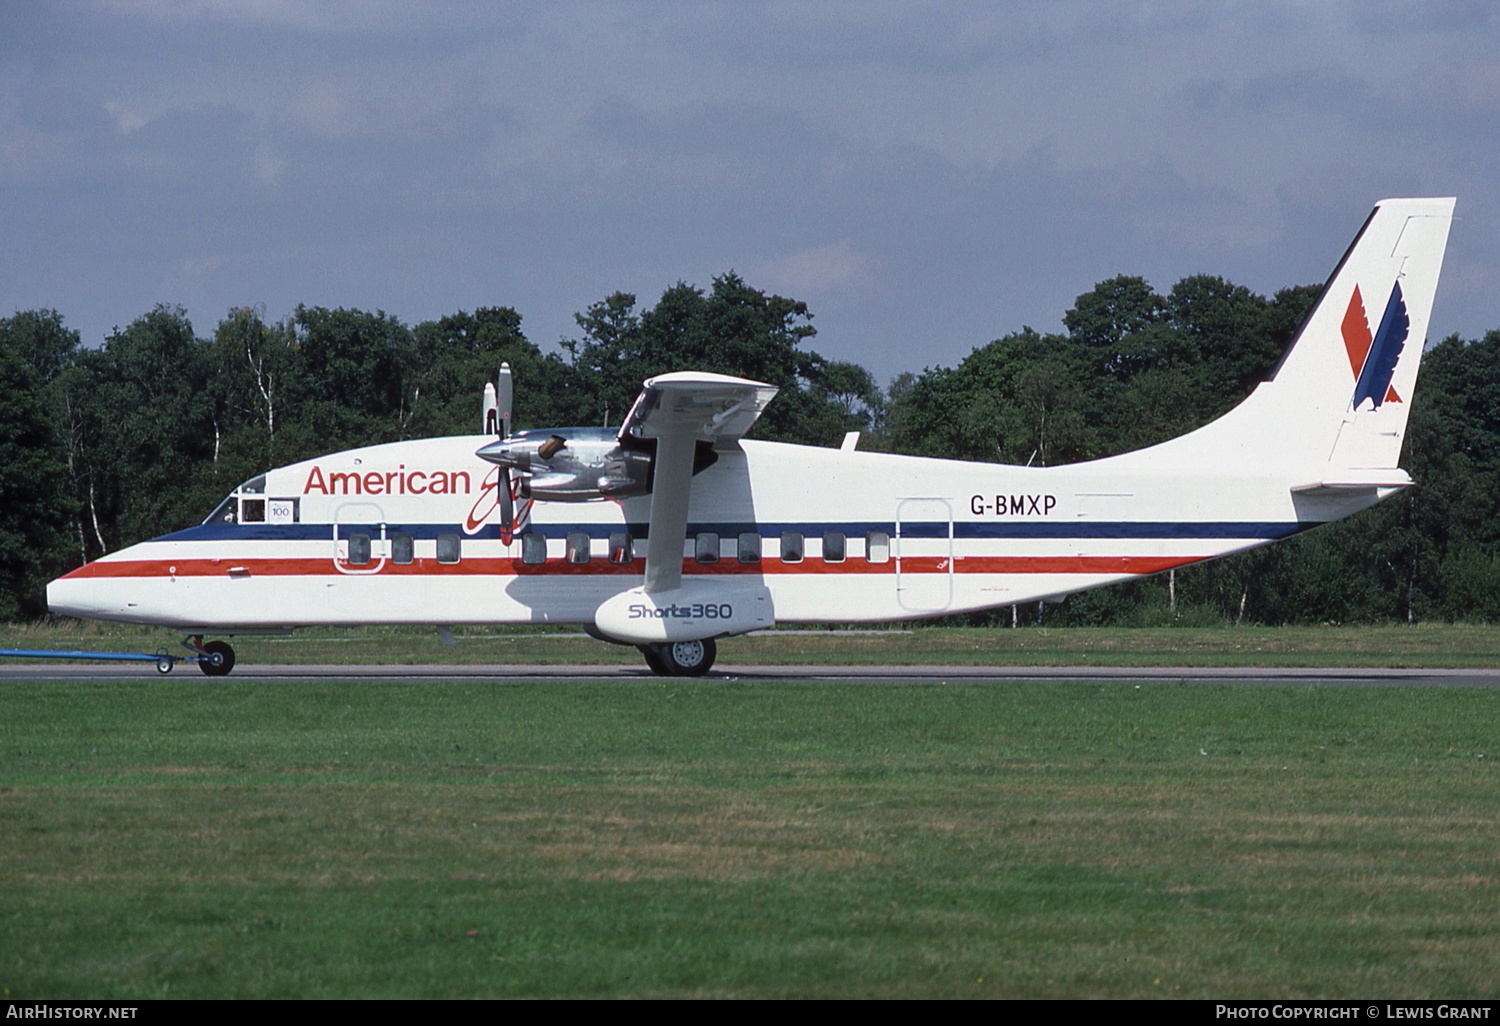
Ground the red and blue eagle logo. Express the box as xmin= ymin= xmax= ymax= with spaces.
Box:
xmin=1341 ymin=282 xmax=1409 ymax=410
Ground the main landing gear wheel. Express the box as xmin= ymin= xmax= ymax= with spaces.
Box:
xmin=198 ymin=640 xmax=236 ymax=677
xmin=640 ymin=638 xmax=716 ymax=677
xmin=639 ymin=645 xmax=670 ymax=676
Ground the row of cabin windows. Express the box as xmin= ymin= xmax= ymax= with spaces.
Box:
xmin=532 ymin=530 xmax=891 ymax=566
xmin=344 ymin=530 xmax=892 ymax=567
xmin=345 ymin=532 xmax=460 ymax=566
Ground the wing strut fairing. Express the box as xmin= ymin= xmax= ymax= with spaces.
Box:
xmin=617 ymin=372 xmax=778 ymax=593
xmin=593 ymin=373 xmax=779 ymax=644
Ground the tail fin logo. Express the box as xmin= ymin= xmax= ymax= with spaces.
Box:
xmin=1341 ymin=282 xmax=1410 ymax=410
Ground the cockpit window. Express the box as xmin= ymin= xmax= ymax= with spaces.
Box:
xmin=205 ymin=495 xmax=237 ymax=525
xmin=203 ymin=474 xmax=271 ymax=525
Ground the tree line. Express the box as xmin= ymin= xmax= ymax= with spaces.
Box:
xmin=3 ymin=269 xmax=1498 ymax=626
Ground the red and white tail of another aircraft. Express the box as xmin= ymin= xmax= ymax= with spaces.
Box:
xmin=47 ymin=198 xmax=1456 ymax=676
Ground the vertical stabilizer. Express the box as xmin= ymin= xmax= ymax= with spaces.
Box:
xmin=1113 ymin=198 xmax=1455 ymax=475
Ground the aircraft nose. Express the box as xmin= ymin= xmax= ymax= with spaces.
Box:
xmin=47 ymin=574 xmax=95 ymax=619
xmin=46 ymin=571 xmax=128 ymax=621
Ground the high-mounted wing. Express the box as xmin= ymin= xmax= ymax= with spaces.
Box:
xmin=618 ymin=372 xmax=778 ymax=593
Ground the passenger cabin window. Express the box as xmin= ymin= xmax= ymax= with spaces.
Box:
xmin=566 ymin=532 xmax=591 ymax=564
xmin=695 ymin=533 xmax=720 ymax=563
xmin=391 ymin=533 xmax=414 ymax=565
xmin=780 ymin=532 xmax=804 ymax=563
xmin=521 ymin=532 xmax=547 ymax=565
xmin=347 ymin=533 xmax=371 ymax=566
xmin=609 ymin=532 xmax=633 ymax=564
xmin=866 ymin=531 xmax=890 ymax=564
xmin=436 ymin=532 xmax=462 ymax=565
xmin=738 ymin=532 xmax=761 ymax=563
xmin=822 ymin=531 xmax=846 ymax=563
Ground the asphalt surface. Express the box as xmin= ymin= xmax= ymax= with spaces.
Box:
xmin=3 ymin=661 xmax=1500 ymax=686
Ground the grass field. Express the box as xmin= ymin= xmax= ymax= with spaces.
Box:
xmin=11 ymin=619 xmax=1500 ymax=667
xmin=2 ymin=676 xmax=1497 ymax=998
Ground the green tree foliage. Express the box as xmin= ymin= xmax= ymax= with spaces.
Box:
xmin=887 ymin=328 xmax=1098 ymax=465
xmin=82 ymin=305 xmax=233 ymax=548
xmin=1 ymin=309 xmax=78 ymax=386
xmin=284 ymin=305 xmax=410 ymax=447
xmin=0 ymin=318 xmax=74 ymax=617
xmin=405 ymin=307 xmax=572 ymax=437
xmin=1401 ymin=331 xmax=1500 ymax=620
xmin=205 ymin=306 xmax=302 ymax=487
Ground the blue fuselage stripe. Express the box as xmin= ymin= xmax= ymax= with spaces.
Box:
xmin=158 ymin=520 xmax=1315 ymax=544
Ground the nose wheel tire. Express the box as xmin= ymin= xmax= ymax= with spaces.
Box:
xmin=197 ymin=640 xmax=236 ymax=677
xmin=641 ymin=638 xmax=716 ymax=677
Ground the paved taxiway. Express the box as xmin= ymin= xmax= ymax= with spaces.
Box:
xmin=3 ymin=662 xmax=1500 ymax=686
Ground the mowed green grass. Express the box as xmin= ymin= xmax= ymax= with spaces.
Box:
xmin=12 ymin=620 xmax=1500 ymax=667
xmin=2 ymin=679 xmax=1497 ymax=998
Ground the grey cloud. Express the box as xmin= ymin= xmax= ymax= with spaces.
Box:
xmin=4 ymin=0 xmax=1498 ymax=379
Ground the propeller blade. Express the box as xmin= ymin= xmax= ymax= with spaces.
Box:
xmin=497 ymin=362 xmax=513 ymax=439
xmin=499 ymin=465 xmax=514 ymax=533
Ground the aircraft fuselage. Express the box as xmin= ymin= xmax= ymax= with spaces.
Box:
xmin=46 ymin=432 xmax=1382 ymax=632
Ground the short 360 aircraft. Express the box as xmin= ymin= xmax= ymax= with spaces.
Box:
xmin=47 ymin=198 xmax=1455 ymax=676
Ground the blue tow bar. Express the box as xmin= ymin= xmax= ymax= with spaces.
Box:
xmin=0 ymin=648 xmax=187 ymax=674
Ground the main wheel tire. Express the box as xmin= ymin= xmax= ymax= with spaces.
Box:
xmin=198 ymin=640 xmax=236 ymax=677
xmin=664 ymin=638 xmax=715 ymax=677
xmin=639 ymin=645 xmax=670 ymax=676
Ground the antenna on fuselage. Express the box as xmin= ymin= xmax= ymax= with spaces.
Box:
xmin=483 ymin=383 xmax=498 ymax=434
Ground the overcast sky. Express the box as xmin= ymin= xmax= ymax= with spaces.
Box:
xmin=3 ymin=1 xmax=1497 ymax=385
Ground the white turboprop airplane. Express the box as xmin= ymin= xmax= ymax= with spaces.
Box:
xmin=46 ymin=198 xmax=1455 ymax=676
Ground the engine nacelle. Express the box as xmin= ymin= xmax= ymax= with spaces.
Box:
xmin=476 ymin=429 xmax=653 ymax=502
xmin=593 ymin=580 xmax=774 ymax=645
xmin=476 ymin=429 xmax=717 ymax=504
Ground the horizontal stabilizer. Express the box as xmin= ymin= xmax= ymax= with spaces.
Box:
xmin=1291 ymin=469 xmax=1413 ymax=496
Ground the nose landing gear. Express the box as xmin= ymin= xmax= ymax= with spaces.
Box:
xmin=186 ymin=636 xmax=237 ymax=677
